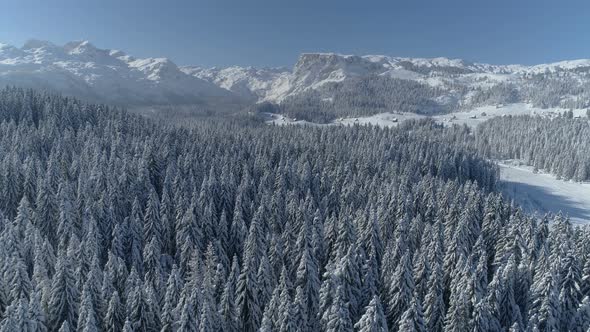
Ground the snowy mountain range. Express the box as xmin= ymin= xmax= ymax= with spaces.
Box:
xmin=185 ymin=53 xmax=590 ymax=105
xmin=0 ymin=40 xmax=237 ymax=107
xmin=3 ymin=39 xmax=590 ymax=118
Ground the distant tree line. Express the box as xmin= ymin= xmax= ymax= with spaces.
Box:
xmin=473 ymin=115 xmax=590 ymax=182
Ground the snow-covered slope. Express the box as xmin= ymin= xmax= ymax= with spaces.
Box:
xmin=181 ymin=66 xmax=290 ymax=101
xmin=499 ymin=161 xmax=590 ymax=225
xmin=0 ymin=39 xmax=236 ymax=106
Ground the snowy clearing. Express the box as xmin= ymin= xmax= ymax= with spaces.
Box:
xmin=265 ymin=112 xmax=425 ymax=127
xmin=431 ymin=103 xmax=584 ymax=128
xmin=334 ymin=113 xmax=426 ymax=126
xmin=498 ymin=161 xmax=590 ymax=225
xmin=266 ymin=103 xmax=588 ymax=128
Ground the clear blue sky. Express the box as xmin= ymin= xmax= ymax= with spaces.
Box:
xmin=1 ymin=0 xmax=589 ymax=67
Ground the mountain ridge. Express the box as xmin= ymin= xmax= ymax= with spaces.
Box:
xmin=0 ymin=39 xmax=238 ymax=107
xmin=3 ymin=39 xmax=590 ymax=120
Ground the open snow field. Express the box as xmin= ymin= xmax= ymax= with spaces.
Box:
xmin=499 ymin=161 xmax=590 ymax=225
xmin=266 ymin=103 xmax=587 ymax=128
xmin=431 ymin=103 xmax=585 ymax=128
xmin=265 ymin=112 xmax=428 ymax=127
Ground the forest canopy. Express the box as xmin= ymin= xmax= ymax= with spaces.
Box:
xmin=0 ymin=88 xmax=588 ymax=332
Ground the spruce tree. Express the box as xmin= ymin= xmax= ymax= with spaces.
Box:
xmin=48 ymin=253 xmax=79 ymax=331
xmin=398 ymin=296 xmax=426 ymax=332
xmin=386 ymin=249 xmax=415 ymax=327
xmin=104 ymin=291 xmax=124 ymax=332
xmin=354 ymin=295 xmax=388 ymax=332
xmin=325 ymin=284 xmax=353 ymax=332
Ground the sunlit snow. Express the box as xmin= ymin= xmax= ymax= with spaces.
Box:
xmin=499 ymin=161 xmax=590 ymax=225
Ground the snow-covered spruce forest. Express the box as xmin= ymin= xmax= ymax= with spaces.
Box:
xmin=473 ymin=115 xmax=590 ymax=182
xmin=0 ymin=88 xmax=589 ymax=332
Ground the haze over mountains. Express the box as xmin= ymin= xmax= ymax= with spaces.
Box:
xmin=3 ymin=39 xmax=590 ymax=119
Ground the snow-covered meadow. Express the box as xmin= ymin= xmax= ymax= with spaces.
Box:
xmin=267 ymin=103 xmax=587 ymax=128
xmin=499 ymin=161 xmax=590 ymax=225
